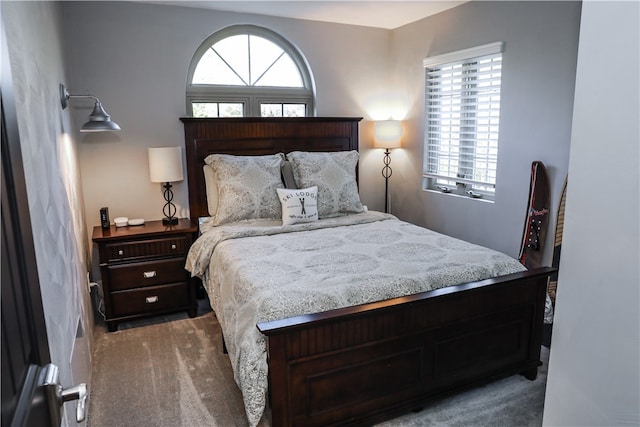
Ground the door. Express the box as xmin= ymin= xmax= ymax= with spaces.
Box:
xmin=1 ymin=24 xmax=86 ymax=427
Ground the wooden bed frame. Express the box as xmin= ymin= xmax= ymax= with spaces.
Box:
xmin=181 ymin=117 xmax=555 ymax=427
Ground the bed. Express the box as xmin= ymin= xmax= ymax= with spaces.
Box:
xmin=180 ymin=117 xmax=554 ymax=427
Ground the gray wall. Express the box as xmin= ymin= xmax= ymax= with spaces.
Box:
xmin=2 ymin=2 xmax=92 ymax=426
xmin=4 ymin=1 xmax=639 ymax=425
xmin=543 ymin=1 xmax=640 ymax=424
xmin=60 ymin=1 xmax=390 ymax=239
xmin=61 ymin=0 xmax=581 ymax=269
xmin=389 ymin=1 xmax=581 ymax=259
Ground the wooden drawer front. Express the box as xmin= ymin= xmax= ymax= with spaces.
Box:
xmin=108 ymin=258 xmax=187 ymax=291
xmin=110 ymin=283 xmax=189 ymax=317
xmin=104 ymin=236 xmax=190 ymax=262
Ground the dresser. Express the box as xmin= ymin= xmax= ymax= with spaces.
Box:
xmin=92 ymin=219 xmax=198 ymax=331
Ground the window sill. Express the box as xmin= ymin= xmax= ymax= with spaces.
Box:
xmin=423 ymin=188 xmax=495 ymax=204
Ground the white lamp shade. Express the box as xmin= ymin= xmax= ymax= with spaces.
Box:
xmin=374 ymin=120 xmax=403 ymax=149
xmin=148 ymin=146 xmax=184 ymax=183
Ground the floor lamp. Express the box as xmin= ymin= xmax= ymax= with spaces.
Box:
xmin=374 ymin=120 xmax=403 ymax=213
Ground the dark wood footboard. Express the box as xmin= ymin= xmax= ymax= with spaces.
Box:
xmin=257 ymin=266 xmax=555 ymax=426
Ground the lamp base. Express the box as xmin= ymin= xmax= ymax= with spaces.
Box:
xmin=162 ymin=217 xmax=179 ymax=226
xmin=161 ymin=182 xmax=178 ymax=226
xmin=382 ymin=148 xmax=392 ymax=214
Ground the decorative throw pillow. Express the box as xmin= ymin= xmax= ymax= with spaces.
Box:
xmin=204 ymin=153 xmax=285 ymax=225
xmin=277 ymin=186 xmax=319 ymax=226
xmin=287 ymin=151 xmax=364 ymax=218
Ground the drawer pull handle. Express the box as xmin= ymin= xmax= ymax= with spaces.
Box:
xmin=118 ymin=250 xmax=124 ymax=256
xmin=171 ymin=244 xmax=177 ymax=250
xmin=146 ymin=296 xmax=158 ymax=304
xmin=143 ymin=271 xmax=157 ymax=279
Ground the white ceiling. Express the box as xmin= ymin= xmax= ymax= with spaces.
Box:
xmin=140 ymin=1 xmax=468 ymax=29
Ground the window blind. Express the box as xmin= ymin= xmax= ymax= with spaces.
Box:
xmin=423 ymin=42 xmax=503 ymax=194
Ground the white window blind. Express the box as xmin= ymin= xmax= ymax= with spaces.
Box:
xmin=423 ymin=42 xmax=504 ymax=199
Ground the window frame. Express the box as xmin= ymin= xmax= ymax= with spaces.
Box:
xmin=186 ymin=25 xmax=315 ymax=117
xmin=422 ymin=42 xmax=504 ymax=201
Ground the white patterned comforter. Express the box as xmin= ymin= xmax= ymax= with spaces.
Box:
xmin=185 ymin=212 xmax=526 ymax=426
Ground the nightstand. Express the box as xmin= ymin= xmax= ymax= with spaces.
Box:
xmin=92 ymin=218 xmax=198 ymax=332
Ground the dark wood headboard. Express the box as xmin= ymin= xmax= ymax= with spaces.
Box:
xmin=180 ymin=117 xmax=362 ymax=219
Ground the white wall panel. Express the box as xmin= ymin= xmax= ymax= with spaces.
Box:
xmin=2 ymin=2 xmax=93 ymax=426
xmin=543 ymin=1 xmax=640 ymax=425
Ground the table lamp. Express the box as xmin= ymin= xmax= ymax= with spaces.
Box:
xmin=148 ymin=146 xmax=184 ymax=225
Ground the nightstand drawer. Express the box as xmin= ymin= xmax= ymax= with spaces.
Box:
xmin=104 ymin=236 xmax=189 ymax=262
xmin=108 ymin=258 xmax=188 ymax=291
xmin=110 ymin=283 xmax=190 ymax=317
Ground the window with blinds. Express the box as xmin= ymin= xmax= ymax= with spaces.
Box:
xmin=423 ymin=42 xmax=504 ymax=200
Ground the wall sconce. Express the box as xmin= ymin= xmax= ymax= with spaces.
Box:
xmin=59 ymin=83 xmax=121 ymax=132
xmin=148 ymin=146 xmax=184 ymax=226
xmin=374 ymin=120 xmax=403 ymax=213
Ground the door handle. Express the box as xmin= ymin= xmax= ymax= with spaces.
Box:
xmin=62 ymin=384 xmax=88 ymax=422
xmin=43 ymin=363 xmax=88 ymax=425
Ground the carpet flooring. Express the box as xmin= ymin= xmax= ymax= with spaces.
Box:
xmin=87 ymin=311 xmax=549 ymax=427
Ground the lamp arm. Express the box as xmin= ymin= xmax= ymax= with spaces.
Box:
xmin=67 ymin=94 xmax=100 ymax=102
xmin=59 ymin=83 xmax=99 ymax=109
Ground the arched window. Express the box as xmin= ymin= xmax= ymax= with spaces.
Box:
xmin=187 ymin=25 xmax=315 ymax=117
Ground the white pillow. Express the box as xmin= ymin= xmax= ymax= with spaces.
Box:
xmin=287 ymin=151 xmax=364 ymax=218
xmin=281 ymin=160 xmax=298 ymax=189
xmin=203 ymin=164 xmax=218 ymax=216
xmin=277 ymin=186 xmax=319 ymax=226
xmin=204 ymin=153 xmax=285 ymax=226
